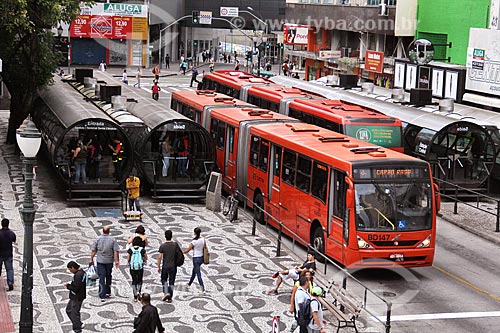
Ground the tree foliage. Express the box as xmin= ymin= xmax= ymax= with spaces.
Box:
xmin=0 ymin=0 xmax=89 ymax=143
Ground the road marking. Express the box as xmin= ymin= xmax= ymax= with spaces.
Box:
xmin=374 ymin=311 xmax=500 ymax=322
xmin=433 ymin=265 xmax=500 ymax=302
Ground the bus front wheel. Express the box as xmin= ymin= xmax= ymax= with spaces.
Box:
xmin=254 ymin=193 xmax=265 ymax=225
xmin=312 ymin=227 xmax=326 ymax=263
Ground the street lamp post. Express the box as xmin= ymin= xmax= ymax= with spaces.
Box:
xmin=17 ymin=119 xmax=42 ymax=333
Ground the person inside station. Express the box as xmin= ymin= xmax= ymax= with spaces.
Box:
xmin=176 ymin=133 xmax=190 ymax=178
xmin=108 ymin=136 xmax=124 ymax=182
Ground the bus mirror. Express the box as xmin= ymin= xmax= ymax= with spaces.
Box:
xmin=345 ymin=187 xmax=354 ymax=208
xmin=433 ymin=183 xmax=441 ymax=212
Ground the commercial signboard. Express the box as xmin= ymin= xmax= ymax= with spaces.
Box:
xmin=364 ymin=50 xmax=384 ymax=73
xmin=284 ymin=25 xmax=309 ymax=45
xmin=318 ymin=50 xmax=342 ymax=60
xmin=79 ymin=3 xmax=148 ymax=18
xmin=70 ymin=16 xmax=147 ymax=40
xmin=466 ymin=28 xmax=500 ymax=96
xmin=200 ymin=11 xmax=213 ymax=25
xmin=220 ymin=7 xmax=239 ymax=17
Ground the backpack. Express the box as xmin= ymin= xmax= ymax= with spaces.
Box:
xmin=297 ymin=297 xmax=318 ymax=327
xmin=175 ymin=243 xmax=185 ymax=266
xmin=130 ymin=247 xmax=144 ymax=270
xmin=177 ymin=138 xmax=186 ymax=152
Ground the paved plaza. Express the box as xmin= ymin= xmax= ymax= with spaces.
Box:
xmin=0 ymin=109 xmax=347 ymax=332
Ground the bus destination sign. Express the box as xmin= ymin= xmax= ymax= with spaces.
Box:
xmin=354 ymin=167 xmax=426 ymax=180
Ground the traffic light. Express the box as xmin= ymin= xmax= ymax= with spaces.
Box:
xmin=246 ymin=51 xmax=252 ymax=61
xmin=266 ymin=43 xmax=270 ymax=49
xmin=192 ymin=10 xmax=199 ymax=24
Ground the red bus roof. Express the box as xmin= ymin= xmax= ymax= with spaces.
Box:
xmin=250 ymin=122 xmax=423 ymax=166
xmin=171 ymin=90 xmax=252 ymax=111
xmin=247 ymin=84 xmax=318 ymax=103
xmin=204 ymin=70 xmax=271 ymax=89
xmin=210 ymin=107 xmax=297 ymax=127
xmin=289 ymin=99 xmax=402 ymax=125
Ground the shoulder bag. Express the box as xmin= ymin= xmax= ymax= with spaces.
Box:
xmin=203 ymin=238 xmax=210 ymax=265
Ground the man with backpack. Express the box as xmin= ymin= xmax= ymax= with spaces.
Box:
xmin=64 ymin=261 xmax=86 ymax=333
xmin=308 ymin=286 xmax=327 ymax=333
xmin=128 ymin=236 xmax=148 ymax=302
xmin=294 ymin=275 xmax=311 ymax=333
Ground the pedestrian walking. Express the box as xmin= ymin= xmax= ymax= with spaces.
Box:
xmin=151 ymin=81 xmax=161 ymax=101
xmin=308 ymin=286 xmax=327 ymax=333
xmin=133 ymin=293 xmax=165 ymax=333
xmin=64 ymin=261 xmax=86 ymax=333
xmin=134 ymin=68 xmax=142 ymax=88
xmin=294 ymin=275 xmax=311 ymax=333
xmin=90 ymin=226 xmax=120 ymax=302
xmin=153 ymin=65 xmax=160 ymax=81
xmin=128 ymin=236 xmax=147 ymax=303
xmin=165 ymin=54 xmax=170 ymax=69
xmin=99 ymin=60 xmax=106 ymax=72
xmin=190 ymin=67 xmax=200 ymax=87
xmin=122 ymin=69 xmax=129 ymax=85
xmin=209 ymin=59 xmax=215 ymax=72
xmin=157 ymin=230 xmax=183 ymax=303
xmin=290 ymin=271 xmax=315 ymax=332
xmin=127 ymin=225 xmax=148 ymax=249
xmin=234 ymin=60 xmax=240 ymax=71
xmin=181 ymin=60 xmax=187 ymax=75
xmin=183 ymin=227 xmax=206 ymax=292
xmin=126 ymin=173 xmax=141 ymax=212
xmin=0 ymin=218 xmax=16 ymax=291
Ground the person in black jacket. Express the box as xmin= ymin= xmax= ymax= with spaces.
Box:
xmin=133 ymin=293 xmax=165 ymax=333
xmin=65 ymin=261 xmax=86 ymax=333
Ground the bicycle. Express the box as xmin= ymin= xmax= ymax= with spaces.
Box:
xmin=222 ymin=194 xmax=239 ymax=222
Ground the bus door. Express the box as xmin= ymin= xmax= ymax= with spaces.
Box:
xmin=267 ymin=144 xmax=282 ymax=223
xmin=327 ymin=169 xmax=347 ymax=263
xmin=224 ymin=125 xmax=237 ymax=191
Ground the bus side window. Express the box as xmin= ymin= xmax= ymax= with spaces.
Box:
xmin=216 ymin=120 xmax=225 ymax=149
xmin=210 ymin=118 xmax=218 ymax=142
xmin=311 ymin=161 xmax=328 ymax=203
xmin=296 ymin=155 xmax=312 ymax=193
xmin=171 ymin=99 xmax=177 ymax=111
xmin=250 ymin=136 xmax=260 ymax=167
xmin=259 ymin=139 xmax=270 ymax=172
xmin=282 ymin=149 xmax=297 ymax=186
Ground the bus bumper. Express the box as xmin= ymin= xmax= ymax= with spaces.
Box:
xmin=346 ymin=248 xmax=435 ymax=269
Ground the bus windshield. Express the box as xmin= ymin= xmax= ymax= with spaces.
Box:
xmin=354 ymin=182 xmax=432 ymax=231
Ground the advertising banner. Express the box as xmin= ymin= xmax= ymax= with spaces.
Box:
xmin=364 ymin=50 xmax=384 ymax=73
xmin=284 ymin=25 xmax=309 ymax=45
xmin=70 ymin=15 xmax=147 ymax=40
xmin=318 ymin=50 xmax=342 ymax=60
xmin=79 ymin=3 xmax=148 ymax=18
xmin=466 ymin=28 xmax=500 ymax=96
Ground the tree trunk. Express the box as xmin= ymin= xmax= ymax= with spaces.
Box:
xmin=6 ymin=92 xmax=32 ymax=145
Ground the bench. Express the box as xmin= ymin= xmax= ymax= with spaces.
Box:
xmin=318 ymin=284 xmax=363 ymax=333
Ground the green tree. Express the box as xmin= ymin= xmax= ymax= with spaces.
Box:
xmin=0 ymin=0 xmax=87 ymax=143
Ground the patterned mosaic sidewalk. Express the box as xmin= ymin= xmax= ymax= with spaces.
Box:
xmin=0 ymin=109 xmax=302 ymax=332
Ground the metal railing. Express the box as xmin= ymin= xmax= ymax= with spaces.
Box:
xmin=229 ymin=188 xmax=392 ymax=333
xmin=434 ymin=178 xmax=500 ymax=232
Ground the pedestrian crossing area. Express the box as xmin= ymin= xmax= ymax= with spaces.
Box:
xmin=140 ymin=83 xmax=196 ymax=94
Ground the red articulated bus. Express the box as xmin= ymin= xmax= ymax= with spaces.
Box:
xmin=208 ymin=106 xmax=439 ymax=268
xmin=201 ymin=71 xmax=404 ymax=152
xmin=171 ymin=90 xmax=253 ymax=128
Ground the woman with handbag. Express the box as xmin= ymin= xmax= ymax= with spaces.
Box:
xmin=183 ymin=227 xmax=207 ymax=292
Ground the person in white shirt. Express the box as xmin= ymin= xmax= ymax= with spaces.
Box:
xmin=294 ymin=276 xmax=310 ymax=333
xmin=122 ymin=69 xmax=128 ymax=85
xmin=183 ymin=227 xmax=207 ymax=292
xmin=308 ymin=286 xmax=327 ymax=333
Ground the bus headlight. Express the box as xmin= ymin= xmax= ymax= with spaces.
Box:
xmin=417 ymin=234 xmax=432 ymax=248
xmin=357 ymin=236 xmax=374 ymax=249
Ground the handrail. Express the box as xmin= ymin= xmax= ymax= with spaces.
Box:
xmin=434 ymin=177 xmax=500 ymax=232
xmin=223 ymin=183 xmax=392 ymax=333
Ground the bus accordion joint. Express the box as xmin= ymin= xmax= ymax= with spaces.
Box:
xmin=289 ymin=124 xmax=321 ymax=132
xmin=349 ymin=146 xmax=383 ymax=154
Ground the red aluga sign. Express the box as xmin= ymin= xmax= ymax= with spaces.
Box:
xmin=364 ymin=50 xmax=384 ymax=73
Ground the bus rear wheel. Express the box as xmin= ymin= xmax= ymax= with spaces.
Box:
xmin=312 ymin=227 xmax=326 ymax=263
xmin=254 ymin=193 xmax=265 ymax=225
